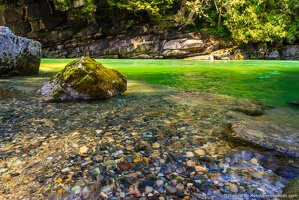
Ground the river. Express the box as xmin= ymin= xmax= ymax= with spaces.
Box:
xmin=0 ymin=59 xmax=298 ymax=199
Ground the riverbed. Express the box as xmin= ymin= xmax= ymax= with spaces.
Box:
xmin=0 ymin=59 xmax=298 ymax=199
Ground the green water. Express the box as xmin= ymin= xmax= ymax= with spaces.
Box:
xmin=41 ymin=59 xmax=299 ymax=106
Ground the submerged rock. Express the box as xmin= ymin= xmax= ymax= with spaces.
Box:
xmin=286 ymin=99 xmax=299 ymax=107
xmin=230 ymin=120 xmax=299 ymax=158
xmin=38 ymin=57 xmax=127 ymax=101
xmin=0 ymin=26 xmax=42 ymax=76
xmin=0 ymin=85 xmax=26 ymax=99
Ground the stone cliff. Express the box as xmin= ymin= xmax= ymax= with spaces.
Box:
xmin=1 ymin=0 xmax=299 ymax=60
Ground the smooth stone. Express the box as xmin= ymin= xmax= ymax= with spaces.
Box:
xmin=186 ymin=151 xmax=195 ymax=157
xmin=229 ymin=183 xmax=238 ymax=193
xmin=119 ymin=192 xmax=126 ymax=198
xmin=195 ymin=165 xmax=208 ymax=173
xmin=251 ymin=171 xmax=263 ymax=179
xmin=156 ymin=180 xmax=164 ymax=187
xmin=176 ymin=183 xmax=185 ymax=192
xmin=250 ymin=158 xmax=259 ymax=166
xmin=165 ymin=185 xmax=177 ymax=194
xmin=71 ymin=185 xmax=81 ymax=194
xmin=194 ymin=148 xmax=206 ymax=156
xmin=125 ymin=145 xmax=133 ymax=151
xmin=103 ymin=160 xmax=116 ymax=167
xmin=152 ymin=142 xmax=161 ymax=148
xmin=144 ymin=186 xmax=153 ymax=194
xmin=78 ymin=145 xmax=89 ymax=156
xmin=61 ymin=167 xmax=71 ymax=173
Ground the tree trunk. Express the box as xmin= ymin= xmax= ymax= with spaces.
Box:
xmin=178 ymin=0 xmax=187 ymax=24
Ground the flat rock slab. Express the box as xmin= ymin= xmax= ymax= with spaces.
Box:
xmin=167 ymin=91 xmax=263 ymax=116
xmin=230 ymin=120 xmax=299 ymax=158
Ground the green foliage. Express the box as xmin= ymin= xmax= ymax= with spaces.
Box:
xmin=52 ymin=0 xmax=72 ymax=11
xmin=107 ymin=0 xmax=176 ymax=21
xmin=48 ymin=0 xmax=299 ymax=43
xmin=223 ymin=0 xmax=299 ymax=44
xmin=52 ymin=0 xmax=96 ymax=21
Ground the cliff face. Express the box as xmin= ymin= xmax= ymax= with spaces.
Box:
xmin=1 ymin=0 xmax=299 ymax=60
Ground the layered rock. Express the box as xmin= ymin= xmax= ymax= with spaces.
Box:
xmin=0 ymin=26 xmax=41 ymax=76
xmin=1 ymin=1 xmax=299 ymax=59
xmin=38 ymin=57 xmax=127 ymax=102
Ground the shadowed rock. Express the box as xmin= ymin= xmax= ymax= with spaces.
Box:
xmin=286 ymin=99 xmax=299 ymax=107
xmin=37 ymin=57 xmax=127 ymax=102
xmin=0 ymin=26 xmax=42 ymax=76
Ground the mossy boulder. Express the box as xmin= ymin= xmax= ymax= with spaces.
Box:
xmin=282 ymin=177 xmax=299 ymax=200
xmin=38 ymin=57 xmax=127 ymax=101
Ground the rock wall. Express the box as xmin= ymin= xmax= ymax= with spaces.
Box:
xmin=1 ymin=0 xmax=299 ymax=60
xmin=233 ymin=43 xmax=299 ymax=60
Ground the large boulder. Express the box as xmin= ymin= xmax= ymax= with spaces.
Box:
xmin=0 ymin=26 xmax=42 ymax=76
xmin=38 ymin=57 xmax=127 ymax=102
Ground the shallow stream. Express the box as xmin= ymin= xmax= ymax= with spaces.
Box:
xmin=0 ymin=59 xmax=299 ymax=199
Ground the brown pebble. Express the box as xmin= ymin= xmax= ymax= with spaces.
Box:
xmin=125 ymin=145 xmax=133 ymax=151
xmin=117 ymin=162 xmax=132 ymax=171
xmin=195 ymin=165 xmax=208 ymax=173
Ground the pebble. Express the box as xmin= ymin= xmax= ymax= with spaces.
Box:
xmin=176 ymin=183 xmax=185 ymax=192
xmin=195 ymin=165 xmax=208 ymax=173
xmin=78 ymin=145 xmax=89 ymax=156
xmin=71 ymin=186 xmax=81 ymax=194
xmin=125 ymin=145 xmax=133 ymax=151
xmin=61 ymin=167 xmax=71 ymax=173
xmin=186 ymin=152 xmax=194 ymax=158
xmin=145 ymin=186 xmax=154 ymax=194
xmin=194 ymin=148 xmax=206 ymax=156
xmin=250 ymin=158 xmax=259 ymax=165
xmin=165 ymin=185 xmax=177 ymax=194
xmin=229 ymin=183 xmax=238 ymax=193
xmin=251 ymin=171 xmax=263 ymax=179
xmin=156 ymin=180 xmax=164 ymax=187
xmin=152 ymin=142 xmax=161 ymax=148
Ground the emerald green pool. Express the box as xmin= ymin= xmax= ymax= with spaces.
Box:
xmin=41 ymin=59 xmax=299 ymax=107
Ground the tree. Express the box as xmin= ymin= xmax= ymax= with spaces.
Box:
xmin=107 ymin=0 xmax=177 ymax=21
xmin=223 ymin=0 xmax=299 ymax=44
xmin=51 ymin=0 xmax=97 ymax=21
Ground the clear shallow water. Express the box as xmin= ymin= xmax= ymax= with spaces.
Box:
xmin=1 ymin=59 xmax=299 ymax=198
xmin=41 ymin=59 xmax=299 ymax=107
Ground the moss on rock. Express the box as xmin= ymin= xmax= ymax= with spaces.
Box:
xmin=282 ymin=177 xmax=299 ymax=200
xmin=38 ymin=57 xmax=127 ymax=101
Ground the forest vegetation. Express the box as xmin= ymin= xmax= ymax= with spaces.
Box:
xmin=50 ymin=0 xmax=299 ymax=45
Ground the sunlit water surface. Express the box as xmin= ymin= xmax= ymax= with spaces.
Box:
xmin=39 ymin=59 xmax=299 ymax=106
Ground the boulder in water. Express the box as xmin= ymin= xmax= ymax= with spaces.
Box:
xmin=0 ymin=26 xmax=42 ymax=76
xmin=38 ymin=57 xmax=127 ymax=102
xmin=286 ymin=99 xmax=299 ymax=107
